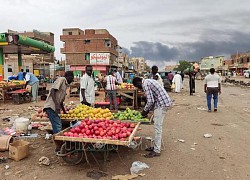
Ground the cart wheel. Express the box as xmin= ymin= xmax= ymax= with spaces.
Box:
xmin=60 ymin=142 xmax=85 ymax=165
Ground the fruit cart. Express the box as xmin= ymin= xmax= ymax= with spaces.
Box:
xmin=7 ymin=89 xmax=32 ymax=104
xmin=0 ymin=84 xmax=26 ymax=103
xmin=54 ymin=120 xmax=141 ymax=167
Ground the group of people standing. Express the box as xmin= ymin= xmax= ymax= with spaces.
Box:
xmin=41 ymin=63 xmax=221 ymax=157
xmin=79 ymin=65 xmax=123 ymax=111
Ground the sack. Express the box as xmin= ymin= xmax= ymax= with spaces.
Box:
xmin=9 ymin=140 xmax=30 ymax=161
xmin=171 ymin=83 xmax=176 ymax=89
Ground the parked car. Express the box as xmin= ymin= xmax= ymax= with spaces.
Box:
xmin=243 ymin=70 xmax=250 ymax=78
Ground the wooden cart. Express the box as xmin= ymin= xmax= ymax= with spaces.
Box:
xmin=0 ymin=84 xmax=26 ymax=103
xmin=116 ymin=89 xmax=138 ymax=109
xmin=54 ymin=122 xmax=141 ymax=166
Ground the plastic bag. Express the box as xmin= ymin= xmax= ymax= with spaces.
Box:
xmin=130 ymin=161 xmax=149 ymax=175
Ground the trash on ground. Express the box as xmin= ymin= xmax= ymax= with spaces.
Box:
xmin=190 ymin=148 xmax=196 ymax=151
xmin=178 ymin=139 xmax=185 ymax=143
xmin=86 ymin=170 xmax=108 ymax=180
xmin=5 ymin=164 xmax=10 ymax=170
xmin=112 ymin=173 xmax=145 ymax=180
xmin=0 ymin=157 xmax=8 ymax=164
xmin=39 ymin=156 xmax=50 ymax=166
xmin=204 ymin=133 xmax=212 ymax=138
xmin=45 ymin=133 xmax=52 ymax=140
xmin=130 ymin=161 xmax=149 ymax=175
xmin=197 ymin=107 xmax=207 ymax=111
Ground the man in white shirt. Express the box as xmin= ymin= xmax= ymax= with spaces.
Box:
xmin=148 ymin=66 xmax=164 ymax=87
xmin=114 ymin=69 xmax=123 ymax=84
xmin=104 ymin=70 xmax=118 ymax=110
xmin=204 ymin=68 xmax=221 ymax=112
xmin=80 ymin=65 xmax=95 ymax=106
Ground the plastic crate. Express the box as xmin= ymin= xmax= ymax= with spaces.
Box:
xmin=12 ymin=94 xmax=24 ymax=104
xmin=94 ymin=102 xmax=110 ymax=109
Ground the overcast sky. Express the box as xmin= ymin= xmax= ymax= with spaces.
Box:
xmin=1 ymin=0 xmax=250 ymax=69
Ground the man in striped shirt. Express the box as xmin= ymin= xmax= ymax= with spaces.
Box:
xmin=133 ymin=77 xmax=172 ymax=158
xmin=104 ymin=70 xmax=118 ymax=110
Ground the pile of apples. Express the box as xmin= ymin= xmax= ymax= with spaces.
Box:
xmin=32 ymin=108 xmax=48 ymax=120
xmin=63 ymin=119 xmax=136 ymax=141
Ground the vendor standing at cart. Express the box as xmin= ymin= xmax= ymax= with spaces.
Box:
xmin=132 ymin=77 xmax=172 ymax=158
xmin=80 ymin=65 xmax=95 ymax=106
xmin=23 ymin=72 xmax=39 ymax=103
xmin=43 ymin=71 xmax=74 ymax=152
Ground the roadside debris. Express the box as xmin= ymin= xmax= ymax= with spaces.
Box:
xmin=178 ymin=139 xmax=185 ymax=143
xmin=197 ymin=107 xmax=207 ymax=111
xmin=112 ymin=173 xmax=145 ymax=180
xmin=130 ymin=161 xmax=149 ymax=175
xmin=204 ymin=133 xmax=212 ymax=138
xmin=39 ymin=156 xmax=50 ymax=166
xmin=86 ymin=170 xmax=108 ymax=180
xmin=0 ymin=156 xmax=8 ymax=164
xmin=5 ymin=164 xmax=10 ymax=170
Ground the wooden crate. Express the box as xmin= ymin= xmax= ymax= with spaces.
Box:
xmin=54 ymin=122 xmax=141 ymax=146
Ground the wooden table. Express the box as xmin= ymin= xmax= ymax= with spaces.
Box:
xmin=116 ymin=89 xmax=138 ymax=109
xmin=0 ymin=84 xmax=26 ymax=103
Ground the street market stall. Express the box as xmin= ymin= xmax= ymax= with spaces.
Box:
xmin=54 ymin=120 xmax=141 ymax=165
xmin=0 ymin=81 xmax=26 ymax=103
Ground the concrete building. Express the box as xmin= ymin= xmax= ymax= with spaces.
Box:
xmin=230 ymin=51 xmax=250 ymax=74
xmin=165 ymin=65 xmax=178 ymax=71
xmin=129 ymin=57 xmax=146 ymax=73
xmin=2 ymin=30 xmax=55 ymax=79
xmin=60 ymin=28 xmax=119 ymax=76
xmin=200 ymin=56 xmax=224 ymax=73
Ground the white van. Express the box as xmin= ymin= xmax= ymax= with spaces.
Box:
xmin=243 ymin=70 xmax=250 ymax=78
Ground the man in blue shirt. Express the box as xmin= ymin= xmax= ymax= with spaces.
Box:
xmin=24 ymin=72 xmax=39 ymax=103
xmin=17 ymin=69 xmax=24 ymax=80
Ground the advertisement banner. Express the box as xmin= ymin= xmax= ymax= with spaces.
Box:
xmin=90 ymin=53 xmax=110 ymax=65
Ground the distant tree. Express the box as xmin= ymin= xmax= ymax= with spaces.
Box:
xmin=175 ymin=60 xmax=192 ymax=72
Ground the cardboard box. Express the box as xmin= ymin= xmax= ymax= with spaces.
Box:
xmin=9 ymin=140 xmax=30 ymax=161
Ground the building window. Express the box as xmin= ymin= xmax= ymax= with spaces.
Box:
xmin=26 ymin=66 xmax=29 ymax=72
xmin=241 ymin=58 xmax=243 ymax=63
xmin=84 ymin=40 xmax=90 ymax=44
xmin=105 ymin=39 xmax=111 ymax=47
xmin=85 ymin=53 xmax=90 ymax=60
xmin=68 ymin=32 xmax=72 ymax=35
xmin=247 ymin=57 xmax=250 ymax=62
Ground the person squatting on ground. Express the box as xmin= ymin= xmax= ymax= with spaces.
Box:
xmin=24 ymin=72 xmax=39 ymax=103
xmin=104 ymin=70 xmax=118 ymax=110
xmin=80 ymin=65 xmax=95 ymax=106
xmin=43 ymin=71 xmax=74 ymax=152
xmin=204 ymin=68 xmax=221 ymax=112
xmin=133 ymin=77 xmax=172 ymax=158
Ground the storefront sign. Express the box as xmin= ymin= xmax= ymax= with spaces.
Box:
xmin=90 ymin=53 xmax=110 ymax=65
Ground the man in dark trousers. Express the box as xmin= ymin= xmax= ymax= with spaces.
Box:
xmin=133 ymin=77 xmax=172 ymax=158
xmin=80 ymin=65 xmax=95 ymax=106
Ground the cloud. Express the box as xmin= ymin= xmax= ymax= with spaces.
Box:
xmin=124 ymin=30 xmax=250 ymax=66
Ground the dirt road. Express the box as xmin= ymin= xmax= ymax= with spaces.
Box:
xmin=0 ymin=78 xmax=250 ymax=180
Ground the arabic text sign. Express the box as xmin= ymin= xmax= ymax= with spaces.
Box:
xmin=90 ymin=53 xmax=110 ymax=65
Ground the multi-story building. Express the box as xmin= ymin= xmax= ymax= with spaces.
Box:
xmin=60 ymin=28 xmax=119 ymax=76
xmin=230 ymin=51 xmax=250 ymax=74
xmin=129 ymin=57 xmax=146 ymax=73
xmin=200 ymin=56 xmax=224 ymax=73
xmin=165 ymin=65 xmax=178 ymax=72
